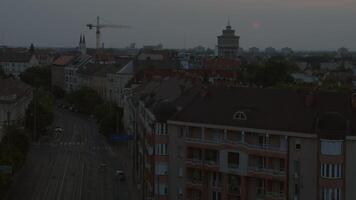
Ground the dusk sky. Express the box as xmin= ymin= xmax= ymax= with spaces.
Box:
xmin=1 ymin=0 xmax=356 ymax=50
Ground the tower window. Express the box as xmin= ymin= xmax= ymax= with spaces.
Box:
xmin=233 ymin=111 xmax=247 ymax=120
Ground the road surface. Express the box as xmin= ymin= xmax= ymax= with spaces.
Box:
xmin=6 ymin=108 xmax=131 ymax=200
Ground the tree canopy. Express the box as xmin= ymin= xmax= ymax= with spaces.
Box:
xmin=20 ymin=66 xmax=51 ymax=90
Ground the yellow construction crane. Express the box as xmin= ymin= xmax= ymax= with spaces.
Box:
xmin=87 ymin=16 xmax=131 ymax=50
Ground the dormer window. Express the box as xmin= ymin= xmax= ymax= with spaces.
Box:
xmin=233 ymin=111 xmax=247 ymax=120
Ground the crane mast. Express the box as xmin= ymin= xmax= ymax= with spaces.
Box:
xmin=96 ymin=16 xmax=100 ymax=50
xmin=86 ymin=16 xmax=131 ymax=51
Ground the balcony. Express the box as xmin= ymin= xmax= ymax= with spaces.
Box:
xmin=186 ymin=137 xmax=286 ymax=153
xmin=248 ymin=167 xmax=286 ymax=179
xmin=186 ymin=178 xmax=203 ymax=188
xmin=228 ymin=163 xmax=239 ymax=169
xmin=266 ymin=191 xmax=285 ymax=200
xmin=228 ymin=185 xmax=241 ymax=195
xmin=186 ymin=158 xmax=219 ymax=169
xmin=186 ymin=137 xmax=220 ymax=145
xmin=211 ymin=181 xmax=222 ymax=189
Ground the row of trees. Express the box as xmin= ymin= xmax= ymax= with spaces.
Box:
xmin=0 ymin=127 xmax=30 ymax=199
xmin=20 ymin=66 xmax=122 ymax=138
xmin=241 ymin=58 xmax=296 ymax=87
xmin=24 ymin=89 xmax=54 ymax=140
xmin=66 ymin=87 xmax=123 ymax=137
xmin=19 ymin=65 xmax=55 ymax=141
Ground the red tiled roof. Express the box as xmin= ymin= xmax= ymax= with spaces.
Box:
xmin=53 ymin=55 xmax=75 ymax=66
xmin=203 ymin=57 xmax=241 ymax=69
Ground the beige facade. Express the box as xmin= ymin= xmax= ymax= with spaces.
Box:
xmin=345 ymin=137 xmax=356 ymax=200
xmin=288 ymin=137 xmax=318 ymax=200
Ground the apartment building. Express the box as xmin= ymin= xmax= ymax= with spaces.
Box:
xmin=166 ymin=87 xmax=356 ymax=200
xmin=75 ymin=61 xmax=132 ymax=105
xmin=51 ymin=55 xmax=75 ymax=90
xmin=124 ymin=76 xmax=203 ymax=200
xmin=0 ymin=79 xmax=33 ymax=140
xmin=0 ymin=52 xmax=39 ymax=78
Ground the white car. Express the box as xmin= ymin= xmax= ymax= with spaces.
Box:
xmin=54 ymin=127 xmax=63 ymax=133
xmin=115 ymin=170 xmax=125 ymax=181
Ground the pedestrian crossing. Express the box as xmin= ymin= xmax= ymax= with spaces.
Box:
xmin=59 ymin=142 xmax=85 ymax=146
xmin=33 ymin=142 xmax=111 ymax=150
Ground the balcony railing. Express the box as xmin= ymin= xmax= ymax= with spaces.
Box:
xmin=228 ymin=163 xmax=239 ymax=169
xmin=186 ymin=158 xmax=219 ymax=168
xmin=211 ymin=181 xmax=222 ymax=188
xmin=266 ymin=191 xmax=285 ymax=200
xmin=186 ymin=178 xmax=203 ymax=186
xmin=186 ymin=137 xmax=287 ymax=152
xmin=228 ymin=185 xmax=241 ymax=194
xmin=249 ymin=167 xmax=285 ymax=177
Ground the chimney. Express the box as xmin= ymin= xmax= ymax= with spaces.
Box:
xmin=305 ymin=93 xmax=314 ymax=107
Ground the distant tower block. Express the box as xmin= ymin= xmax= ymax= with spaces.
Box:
xmin=217 ymin=20 xmax=240 ymax=59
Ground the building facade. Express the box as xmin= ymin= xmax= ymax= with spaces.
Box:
xmin=166 ymin=88 xmax=356 ymax=200
xmin=0 ymin=52 xmax=39 ymax=78
xmin=0 ymin=79 xmax=33 ymax=140
xmin=217 ymin=22 xmax=240 ymax=59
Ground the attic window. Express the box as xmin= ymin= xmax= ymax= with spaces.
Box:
xmin=233 ymin=111 xmax=247 ymax=121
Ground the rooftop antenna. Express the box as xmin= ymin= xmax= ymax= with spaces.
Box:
xmin=227 ymin=17 xmax=231 ymax=27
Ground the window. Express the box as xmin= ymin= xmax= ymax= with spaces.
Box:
xmin=155 ymin=163 xmax=168 ymax=175
xmin=179 ymin=127 xmax=184 ymax=138
xmin=320 ymin=140 xmax=343 ymax=155
xmin=155 ymin=144 xmax=168 ymax=155
xmin=257 ymin=179 xmax=266 ymax=195
xmin=178 ymin=187 xmax=182 ymax=195
xmin=294 ymin=183 xmax=300 ymax=199
xmin=156 ymin=183 xmax=168 ymax=195
xmin=279 ymin=159 xmax=285 ymax=172
xmin=162 ymin=123 xmax=166 ymax=135
xmin=258 ymin=134 xmax=267 ymax=147
xmin=212 ymin=191 xmax=221 ymax=200
xmin=321 ymin=187 xmax=341 ymax=200
xmin=257 ymin=156 xmax=267 ymax=169
xmin=178 ymin=167 xmax=183 ymax=177
xmin=295 ymin=140 xmax=301 ymax=151
xmin=233 ymin=111 xmax=247 ymax=120
xmin=228 ymin=152 xmax=239 ymax=169
xmin=321 ymin=164 xmax=342 ymax=179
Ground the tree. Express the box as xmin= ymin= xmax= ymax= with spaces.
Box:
xmin=0 ymin=67 xmax=10 ymax=79
xmin=52 ymin=85 xmax=66 ymax=99
xmin=0 ymin=126 xmax=30 ymax=199
xmin=20 ymin=66 xmax=51 ymax=90
xmin=25 ymin=89 xmax=54 ymax=139
xmin=66 ymin=87 xmax=103 ymax=114
xmin=94 ymin=103 xmax=123 ymax=136
xmin=250 ymin=59 xmax=294 ymax=87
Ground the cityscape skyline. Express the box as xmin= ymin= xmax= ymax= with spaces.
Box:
xmin=1 ymin=0 xmax=356 ymax=50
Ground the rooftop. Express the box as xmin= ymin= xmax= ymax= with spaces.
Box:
xmin=52 ymin=55 xmax=75 ymax=66
xmin=171 ymin=87 xmax=356 ymax=136
xmin=0 ymin=79 xmax=32 ymax=103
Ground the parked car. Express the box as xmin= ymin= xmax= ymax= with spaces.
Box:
xmin=54 ymin=126 xmax=63 ymax=133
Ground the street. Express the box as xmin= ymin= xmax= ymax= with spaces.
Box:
xmin=5 ymin=108 xmax=132 ymax=200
